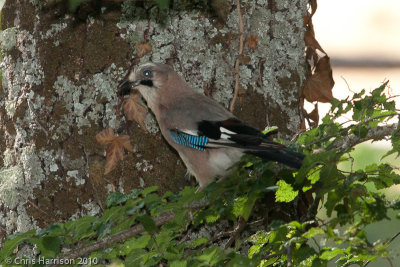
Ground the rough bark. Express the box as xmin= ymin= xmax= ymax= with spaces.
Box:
xmin=0 ymin=0 xmax=307 ymax=240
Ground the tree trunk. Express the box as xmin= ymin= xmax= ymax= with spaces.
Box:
xmin=0 ymin=0 xmax=307 ymax=240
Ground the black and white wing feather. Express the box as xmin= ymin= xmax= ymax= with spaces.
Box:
xmin=168 ymin=118 xmax=303 ymax=169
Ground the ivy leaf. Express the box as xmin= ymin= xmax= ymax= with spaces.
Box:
xmin=37 ymin=223 xmax=64 ymax=237
xmin=136 ymin=42 xmax=153 ymax=58
xmin=96 ymin=128 xmax=133 ymax=174
xmin=123 ymin=91 xmax=148 ymax=129
xmin=303 ymin=56 xmax=334 ymax=103
xmin=106 ymin=192 xmax=132 ymax=207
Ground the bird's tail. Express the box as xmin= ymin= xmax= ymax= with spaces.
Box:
xmin=245 ymin=148 xmax=304 ymax=169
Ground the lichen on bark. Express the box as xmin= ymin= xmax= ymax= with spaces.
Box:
xmin=0 ymin=0 xmax=307 ymax=241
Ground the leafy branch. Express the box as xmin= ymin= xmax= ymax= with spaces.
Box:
xmin=1 ymin=83 xmax=400 ymax=266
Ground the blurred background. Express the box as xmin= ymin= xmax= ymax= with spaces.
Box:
xmin=311 ymin=0 xmax=400 ymax=121
xmin=312 ymin=0 xmax=400 ymax=265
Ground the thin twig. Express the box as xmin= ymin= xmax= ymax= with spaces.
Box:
xmin=287 ymin=242 xmax=294 ymax=267
xmin=341 ymin=76 xmax=356 ymax=94
xmin=224 ymin=217 xmax=247 ymax=249
xmin=386 ymin=257 xmax=394 ymax=267
xmin=229 ymin=0 xmax=244 ymax=112
xmin=306 ymin=112 xmax=399 ymax=148
xmin=51 ymin=211 xmax=174 ymax=266
xmin=18 ymin=193 xmax=60 ymax=224
xmin=363 ymin=230 xmax=400 ymax=267
xmin=330 ymin=123 xmax=398 ymax=152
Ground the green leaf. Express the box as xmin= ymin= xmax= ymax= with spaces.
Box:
xmin=126 ymin=200 xmax=145 ymax=215
xmin=142 ymin=186 xmax=159 ymax=196
xmin=303 ymin=227 xmax=324 ymax=238
xmin=263 ymin=126 xmax=278 ymax=135
xmin=383 ymin=101 xmax=395 ymax=111
xmin=155 ymin=0 xmax=170 ymax=10
xmin=351 ymin=125 xmax=368 ymax=138
xmin=371 ymin=82 xmax=387 ymax=98
xmin=125 ymin=248 xmax=147 ymax=266
xmin=37 ymin=236 xmax=61 ymax=257
xmin=68 ymin=0 xmax=90 ymax=12
xmin=196 ymin=247 xmax=219 ymax=264
xmin=325 ymin=191 xmax=340 ymax=217
xmin=96 ymin=221 xmax=112 ymax=239
xmin=170 ymin=260 xmax=187 ymax=267
xmin=101 ymin=206 xmax=124 ymax=225
xmin=320 ymin=248 xmax=344 ymax=260
xmin=106 ymin=192 xmax=131 ymax=207
xmin=191 ymin=237 xmax=208 ymax=248
xmin=137 ymin=215 xmax=158 ymax=234
xmin=0 ymin=229 xmax=36 ymax=261
xmin=37 ymin=223 xmax=64 ymax=237
xmin=123 ymin=234 xmax=151 ymax=254
xmin=319 ymin=163 xmax=344 ymax=188
xmin=275 ymin=180 xmax=298 ymax=202
xmin=232 ymin=196 xmax=247 ymax=219
xmin=248 ymin=244 xmax=263 ymax=259
xmin=293 ymin=246 xmax=317 ymax=263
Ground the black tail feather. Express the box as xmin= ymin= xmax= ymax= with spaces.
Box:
xmin=246 ymin=149 xmax=304 ymax=169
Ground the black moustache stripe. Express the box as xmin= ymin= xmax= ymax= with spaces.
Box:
xmin=140 ymin=80 xmax=153 ymax=87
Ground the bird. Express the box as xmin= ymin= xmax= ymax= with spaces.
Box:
xmin=118 ymin=62 xmax=304 ymax=191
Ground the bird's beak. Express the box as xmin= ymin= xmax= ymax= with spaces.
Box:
xmin=118 ymin=79 xmax=140 ymax=96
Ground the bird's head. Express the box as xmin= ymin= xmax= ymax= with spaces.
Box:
xmin=118 ymin=62 xmax=192 ymax=111
xmin=118 ymin=62 xmax=172 ymax=97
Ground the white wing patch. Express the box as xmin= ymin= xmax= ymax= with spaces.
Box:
xmin=220 ymin=133 xmax=231 ymax=139
xmin=180 ymin=129 xmax=199 ymax=136
xmin=220 ymin=127 xmax=236 ymax=140
xmin=220 ymin=127 xmax=235 ymax=135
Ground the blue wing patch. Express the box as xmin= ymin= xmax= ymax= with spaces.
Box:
xmin=168 ymin=130 xmax=209 ymax=151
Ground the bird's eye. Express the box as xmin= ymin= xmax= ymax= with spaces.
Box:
xmin=143 ymin=70 xmax=152 ymax=77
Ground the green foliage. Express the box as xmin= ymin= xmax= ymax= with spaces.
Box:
xmin=1 ymin=83 xmax=399 ymax=266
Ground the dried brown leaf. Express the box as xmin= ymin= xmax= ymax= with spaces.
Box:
xmin=95 ymin=128 xmax=115 ymax=145
xmin=116 ymin=135 xmax=134 ymax=153
xmin=105 ymin=140 xmax=124 ymax=175
xmin=96 ymin=128 xmax=133 ymax=174
xmin=309 ymin=0 xmax=317 ymax=16
xmin=308 ymin=103 xmax=319 ymax=123
xmin=303 ymin=15 xmax=309 ymax=27
xmin=136 ymin=42 xmax=152 ymax=58
xmin=304 ymin=29 xmax=326 ymax=54
xmin=303 ymin=56 xmax=334 ymax=103
xmin=305 ymin=46 xmax=319 ymax=65
xmin=245 ymin=35 xmax=258 ymax=50
xmin=238 ymin=55 xmax=251 ymax=65
xmin=123 ymin=92 xmax=148 ymax=130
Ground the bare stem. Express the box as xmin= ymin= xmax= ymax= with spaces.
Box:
xmin=229 ymin=0 xmax=244 ymax=112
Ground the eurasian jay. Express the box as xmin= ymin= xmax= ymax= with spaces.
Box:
xmin=118 ymin=63 xmax=304 ymax=191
